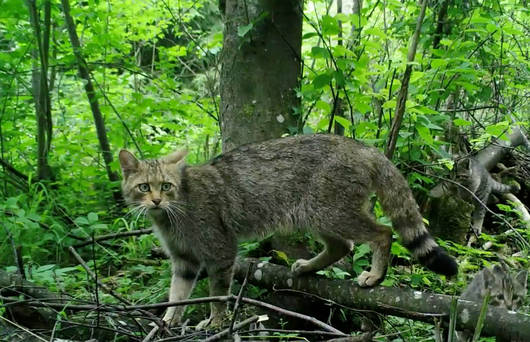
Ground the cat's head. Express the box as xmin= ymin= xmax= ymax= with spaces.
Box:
xmin=482 ymin=264 xmax=528 ymax=310
xmin=118 ymin=149 xmax=187 ymax=217
xmin=454 ymin=157 xmax=473 ymax=180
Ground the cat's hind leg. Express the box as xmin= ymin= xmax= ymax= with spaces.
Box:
xmin=345 ymin=215 xmax=392 ymax=287
xmin=291 ymin=234 xmax=353 ymax=275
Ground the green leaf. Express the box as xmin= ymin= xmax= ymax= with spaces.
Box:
xmin=334 ymin=116 xmax=352 ymax=130
xmin=333 ymin=70 xmax=345 ymax=86
xmin=332 ymin=45 xmax=354 ymax=57
xmin=315 ymin=100 xmax=331 ymax=112
xmin=312 ymin=73 xmax=331 ymax=89
xmin=302 ymin=32 xmax=318 ymax=39
xmin=74 ymin=216 xmax=89 ymax=226
xmin=237 ymin=23 xmax=253 ymax=37
xmin=364 ymin=27 xmax=386 ymax=39
xmin=486 ymin=23 xmax=497 ymax=33
xmin=382 ymin=100 xmax=396 ymax=109
xmin=416 ymin=125 xmax=433 ymax=145
xmin=453 ymin=118 xmax=471 ymax=126
xmin=485 ymin=122 xmax=509 ymax=137
xmin=311 ymin=46 xmax=329 ymax=59
xmin=410 ymin=71 xmax=424 ymax=83
xmin=90 ymin=223 xmax=108 ymax=230
xmin=321 ymin=15 xmax=340 ymax=36
xmin=353 ymin=243 xmax=371 ymax=261
xmin=334 ymin=13 xmax=350 ymax=22
xmin=431 ymin=59 xmax=448 ymax=68
xmin=87 ymin=212 xmax=99 ymax=223
xmin=440 ymin=38 xmax=452 ymax=46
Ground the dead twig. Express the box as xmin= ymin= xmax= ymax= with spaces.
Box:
xmin=2 ymin=294 xmax=346 ymax=335
xmin=141 ymin=324 xmax=159 ymax=342
xmin=68 ymin=246 xmax=172 ymax=337
xmin=203 ymin=315 xmax=260 ymax=342
xmin=68 ymin=246 xmax=130 ymax=306
xmin=74 ymin=228 xmax=153 ymax=248
xmin=228 ymin=262 xmax=252 ymax=335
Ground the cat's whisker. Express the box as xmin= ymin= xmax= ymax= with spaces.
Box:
xmin=165 ymin=205 xmax=181 ymax=227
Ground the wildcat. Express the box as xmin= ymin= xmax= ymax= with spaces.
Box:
xmin=119 ymin=134 xmax=458 ymax=328
xmin=455 ymin=158 xmax=520 ymax=238
xmin=453 ymin=262 xmax=527 ymax=341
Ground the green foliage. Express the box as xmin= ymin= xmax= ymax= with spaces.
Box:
xmin=0 ymin=0 xmax=528 ymax=339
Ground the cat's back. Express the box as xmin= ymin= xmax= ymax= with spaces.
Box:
xmin=210 ymin=134 xmax=379 ymax=173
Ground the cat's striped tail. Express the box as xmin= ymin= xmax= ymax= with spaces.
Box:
xmin=375 ymin=160 xmax=458 ymax=277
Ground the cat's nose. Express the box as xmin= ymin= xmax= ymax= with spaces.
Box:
xmin=152 ymin=199 xmax=161 ymax=206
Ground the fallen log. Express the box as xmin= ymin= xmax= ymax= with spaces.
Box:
xmin=233 ymin=259 xmax=530 ymax=341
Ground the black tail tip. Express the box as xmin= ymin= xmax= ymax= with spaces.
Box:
xmin=419 ymin=247 xmax=458 ymax=277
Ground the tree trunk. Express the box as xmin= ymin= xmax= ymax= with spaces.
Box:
xmin=26 ymin=0 xmax=54 ymax=181
xmin=385 ymin=0 xmax=428 ymax=159
xmin=61 ymin=0 xmax=121 ymax=202
xmin=219 ymin=0 xmax=302 ymax=152
xmin=234 ymin=259 xmax=530 ymax=341
xmin=432 ymin=0 xmax=451 ymax=50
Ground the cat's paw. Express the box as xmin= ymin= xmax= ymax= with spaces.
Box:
xmin=195 ymin=314 xmax=225 ymax=331
xmin=162 ymin=309 xmax=180 ymax=327
xmin=357 ymin=271 xmax=383 ymax=287
xmin=195 ymin=317 xmax=213 ymax=331
xmin=291 ymin=259 xmax=311 ymax=275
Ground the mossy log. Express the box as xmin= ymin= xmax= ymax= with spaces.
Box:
xmin=234 ymin=259 xmax=530 ymax=341
xmin=426 ymin=194 xmax=473 ymax=243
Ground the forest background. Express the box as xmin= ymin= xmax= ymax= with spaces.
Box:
xmin=0 ymin=0 xmax=529 ymax=340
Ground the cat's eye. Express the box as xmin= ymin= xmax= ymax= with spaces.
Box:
xmin=138 ymin=183 xmax=150 ymax=192
xmin=161 ymin=183 xmax=172 ymax=191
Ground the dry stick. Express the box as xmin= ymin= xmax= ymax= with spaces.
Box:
xmin=141 ymin=325 xmax=159 ymax=342
xmin=69 ymin=246 xmax=130 ymax=305
xmin=202 ymin=315 xmax=261 ymax=342
xmin=3 ymin=294 xmax=344 ymax=335
xmin=74 ymin=228 xmax=153 ymax=248
xmin=67 ymin=246 xmax=173 ymax=337
xmin=228 ymin=262 xmax=252 ymax=335
xmin=239 ymin=296 xmax=346 ymax=335
xmin=0 ymin=314 xmax=48 ymax=342
xmin=242 ymin=328 xmax=347 ymax=338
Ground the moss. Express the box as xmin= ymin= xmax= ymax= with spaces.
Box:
xmin=427 ymin=195 xmax=474 ymax=243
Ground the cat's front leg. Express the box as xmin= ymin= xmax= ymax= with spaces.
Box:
xmin=196 ymin=262 xmax=235 ymax=330
xmin=162 ymin=257 xmax=200 ymax=327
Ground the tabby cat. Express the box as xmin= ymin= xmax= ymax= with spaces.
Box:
xmin=454 ymin=263 xmax=527 ymax=341
xmin=455 ymin=158 xmax=520 ymax=238
xmin=119 ymin=134 xmax=458 ymax=328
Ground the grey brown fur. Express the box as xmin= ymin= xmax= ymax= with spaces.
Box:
xmin=456 ymin=158 xmax=520 ymax=238
xmin=119 ymin=134 xmax=458 ymax=328
xmin=454 ymin=263 xmax=527 ymax=341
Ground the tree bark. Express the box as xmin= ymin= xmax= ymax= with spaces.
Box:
xmin=385 ymin=0 xmax=428 ymax=159
xmin=61 ymin=0 xmax=121 ymax=202
xmin=475 ymin=126 xmax=529 ymax=170
xmin=234 ymin=259 xmax=530 ymax=341
xmin=432 ymin=0 xmax=451 ymax=50
xmin=220 ymin=0 xmax=302 ymax=152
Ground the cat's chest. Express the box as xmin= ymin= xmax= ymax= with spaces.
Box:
xmin=153 ymin=223 xmax=194 ymax=257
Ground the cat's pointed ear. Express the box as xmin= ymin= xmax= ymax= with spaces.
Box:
xmin=119 ymin=150 xmax=139 ymax=178
xmin=162 ymin=150 xmax=188 ymax=164
xmin=515 ymin=270 xmax=528 ymax=288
